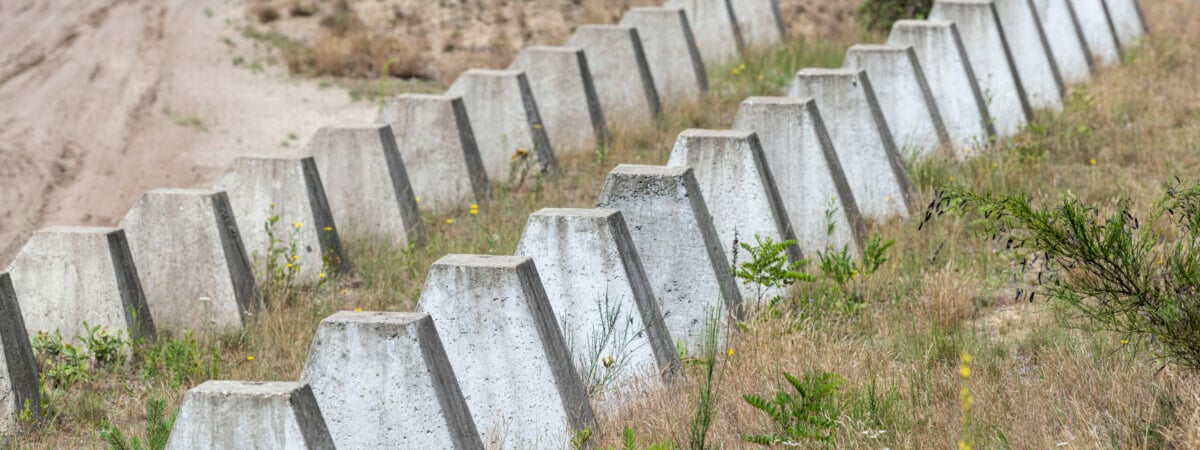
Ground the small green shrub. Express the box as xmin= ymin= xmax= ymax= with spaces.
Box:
xmin=742 ymin=371 xmax=844 ymax=447
xmin=735 ymin=235 xmax=813 ymax=302
xmin=857 ymin=0 xmax=934 ymax=33
xmin=817 ymin=234 xmax=896 ymax=287
xmin=931 ymin=180 xmax=1200 ymax=371
xmin=99 ymin=398 xmax=176 ymax=450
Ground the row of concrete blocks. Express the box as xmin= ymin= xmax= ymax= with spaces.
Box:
xmin=0 ymin=0 xmax=794 ymax=440
xmin=0 ymin=0 xmax=1148 ymax=444
xmin=846 ymin=0 xmax=1149 ymax=158
xmin=157 ymin=0 xmax=1151 ymax=447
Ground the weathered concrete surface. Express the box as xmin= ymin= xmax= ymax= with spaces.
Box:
xmin=1032 ymin=0 xmax=1095 ymax=84
xmin=167 ymin=381 xmax=335 ymax=450
xmin=446 ymin=69 xmax=558 ymax=183
xmin=994 ymin=0 xmax=1064 ymax=111
xmin=515 ymin=208 xmax=681 ymax=392
xmin=1073 ymin=0 xmax=1123 ymax=65
xmin=215 ymin=156 xmax=350 ymax=283
xmin=888 ymin=21 xmax=995 ymax=153
xmin=120 ymin=189 xmax=257 ymax=333
xmin=732 ymin=97 xmax=866 ymax=255
xmin=666 ymin=129 xmax=800 ymax=304
xmin=416 ymin=255 xmax=594 ymax=448
xmin=8 ymin=227 xmax=156 ymax=341
xmin=620 ymin=7 xmax=709 ymax=104
xmin=377 ymin=95 xmax=490 ymax=210
xmin=930 ymin=1 xmax=1031 ymax=136
xmin=306 ymin=124 xmax=432 ymax=244
xmin=0 ymin=273 xmax=42 ymax=435
xmin=1104 ymin=0 xmax=1147 ymax=51
xmin=664 ymin=0 xmax=742 ymax=64
xmin=596 ymin=165 xmax=742 ymax=352
xmin=300 ymin=311 xmax=483 ymax=449
xmin=729 ymin=0 xmax=787 ymax=46
xmin=510 ymin=46 xmax=608 ymax=155
xmin=789 ymin=69 xmax=912 ymax=221
xmin=843 ymin=44 xmax=952 ymax=155
xmin=567 ymin=25 xmax=661 ymax=131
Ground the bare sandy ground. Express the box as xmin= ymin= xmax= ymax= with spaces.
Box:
xmin=0 ymin=0 xmax=854 ymax=265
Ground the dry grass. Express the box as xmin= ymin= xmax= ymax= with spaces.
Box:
xmin=17 ymin=0 xmax=1200 ymax=447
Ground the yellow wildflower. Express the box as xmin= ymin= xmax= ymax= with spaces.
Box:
xmin=415 ymin=196 xmax=422 ymax=203
xmin=286 ymin=263 xmax=294 ymax=269
xmin=246 ymin=355 xmax=255 ymax=362
xmin=727 ymin=348 xmax=734 ymax=357
xmin=293 ymin=222 xmax=303 ymax=229
xmin=961 ymin=352 xmax=973 ymax=364
xmin=292 ymin=254 xmax=299 ymax=261
xmin=324 ymin=226 xmax=332 ymax=232
xmin=949 ymin=176 xmax=956 ymax=183
xmin=533 ymin=124 xmax=543 ymax=129
xmin=1121 ymin=339 xmax=1129 ymax=345
xmin=960 ymin=365 xmax=971 ymax=378
xmin=354 ymin=307 xmax=363 ymax=313
xmin=446 ymin=218 xmax=454 ymax=225
xmin=1089 ymin=158 xmax=1097 ymax=166
xmin=958 ymin=440 xmax=971 ymax=450
xmin=319 ymin=272 xmax=326 ymax=279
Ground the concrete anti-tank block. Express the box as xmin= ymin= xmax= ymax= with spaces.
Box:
xmin=843 ymin=44 xmax=952 ymax=155
xmin=8 ymin=227 xmax=156 ymax=341
xmin=515 ymin=209 xmax=681 ymax=392
xmin=994 ymin=0 xmax=1065 ymax=111
xmin=510 ymin=46 xmax=608 ymax=155
xmin=377 ymin=95 xmax=491 ymax=210
xmin=167 ymin=381 xmax=335 ymax=450
xmin=1104 ymin=0 xmax=1147 ymax=52
xmin=666 ymin=129 xmax=801 ymax=304
xmin=416 ymin=255 xmax=595 ymax=447
xmin=930 ymin=0 xmax=1032 ymax=136
xmin=446 ymin=69 xmax=558 ymax=183
xmin=567 ymin=25 xmax=661 ymax=131
xmin=0 ymin=273 xmax=42 ymax=435
xmin=729 ymin=0 xmax=787 ymax=46
xmin=1073 ymin=0 xmax=1123 ymax=65
xmin=306 ymin=124 xmax=434 ymax=243
xmin=300 ymin=311 xmax=483 ymax=449
xmin=215 ymin=156 xmax=350 ymax=283
xmin=620 ymin=7 xmax=709 ymax=104
xmin=1032 ymin=0 xmax=1095 ymax=84
xmin=789 ymin=69 xmax=912 ymax=221
xmin=731 ymin=97 xmax=867 ymax=255
xmin=596 ymin=165 xmax=742 ymax=351
xmin=120 ymin=189 xmax=257 ymax=333
xmin=664 ymin=0 xmax=742 ymax=65
xmin=888 ymin=20 xmax=995 ymax=153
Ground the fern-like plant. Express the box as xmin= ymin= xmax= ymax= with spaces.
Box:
xmin=742 ymin=371 xmax=844 ymax=447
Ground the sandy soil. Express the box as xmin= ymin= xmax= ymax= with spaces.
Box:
xmin=0 ymin=0 xmax=854 ymax=265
